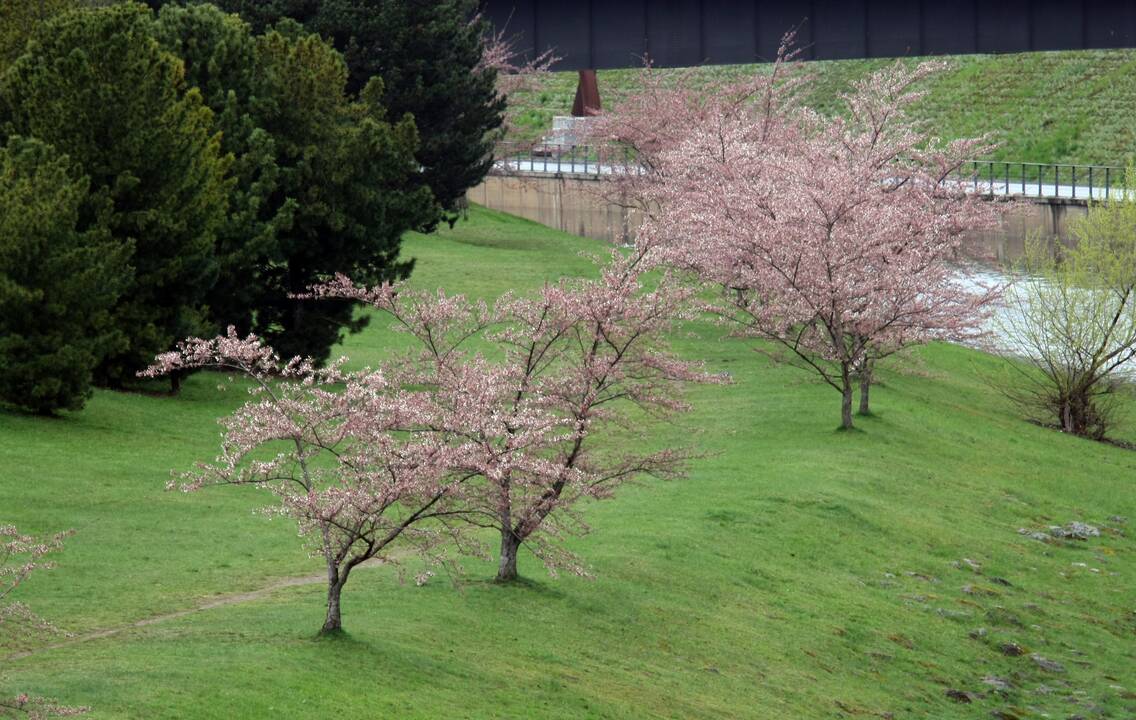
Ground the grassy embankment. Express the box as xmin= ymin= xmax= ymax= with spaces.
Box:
xmin=2 ymin=207 xmax=1134 ymax=718
xmin=510 ymin=49 xmax=1136 ymax=167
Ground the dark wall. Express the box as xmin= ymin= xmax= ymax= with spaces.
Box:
xmin=481 ymin=0 xmax=1136 ymax=69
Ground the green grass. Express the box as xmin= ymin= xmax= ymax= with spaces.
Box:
xmin=3 ymin=206 xmax=1136 ymax=718
xmin=510 ymin=50 xmax=1136 ymax=167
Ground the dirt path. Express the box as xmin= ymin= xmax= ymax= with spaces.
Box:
xmin=6 ymin=569 xmax=336 ymax=661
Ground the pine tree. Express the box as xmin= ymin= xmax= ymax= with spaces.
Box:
xmin=0 ymin=3 xmax=229 ymax=386
xmin=0 ymin=0 xmax=81 ymax=74
xmin=154 ymin=9 xmax=435 ymax=362
xmin=244 ymin=23 xmax=436 ymax=361
xmin=0 ymin=136 xmax=130 ymax=413
xmin=315 ymin=0 xmax=502 ymax=219
xmin=153 ymin=3 xmax=291 ymax=340
xmin=213 ymin=0 xmax=502 ymax=222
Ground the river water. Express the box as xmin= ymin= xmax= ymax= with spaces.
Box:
xmin=953 ymin=264 xmax=1136 ymax=378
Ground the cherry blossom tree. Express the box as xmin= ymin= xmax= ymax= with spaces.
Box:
xmin=1 ymin=525 xmax=88 ymax=718
xmin=582 ymin=34 xmax=808 ymax=224
xmin=151 ymin=242 xmax=709 ymax=599
xmin=473 ymin=14 xmax=558 ymax=145
xmin=142 ymin=333 xmax=480 ymax=634
xmin=315 ymin=245 xmax=718 ymax=582
xmin=593 ymin=54 xmax=1003 ymax=429
xmin=475 ymin=16 xmax=557 ymax=100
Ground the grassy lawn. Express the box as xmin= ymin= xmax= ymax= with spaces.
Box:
xmin=510 ymin=50 xmax=1136 ymax=167
xmin=3 ymin=207 xmax=1135 ymax=718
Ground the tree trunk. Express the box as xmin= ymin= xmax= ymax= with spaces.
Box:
xmin=841 ymin=381 xmax=854 ymax=430
xmin=1060 ymin=393 xmax=1086 ymax=435
xmin=1060 ymin=388 xmax=1104 ymax=439
xmin=170 ymin=370 xmax=183 ymax=395
xmin=496 ymin=529 xmax=521 ymax=582
xmin=858 ymin=370 xmax=871 ymax=416
xmin=1060 ymin=401 xmax=1075 ymax=434
xmin=845 ymin=363 xmax=854 ymax=427
xmin=287 ymin=258 xmax=305 ymax=340
xmin=322 ymin=573 xmax=344 ymax=634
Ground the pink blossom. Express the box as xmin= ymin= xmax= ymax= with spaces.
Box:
xmin=147 ymin=331 xmax=484 ymax=632
xmin=472 ymin=14 xmax=557 ymax=134
xmin=589 ymin=49 xmax=1007 ymax=428
xmin=315 ymin=245 xmax=721 ymax=581
xmin=1 ymin=527 xmax=87 ymax=717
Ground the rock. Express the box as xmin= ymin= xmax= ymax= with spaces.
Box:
xmin=999 ymin=642 xmax=1028 ymax=657
xmin=945 ymin=688 xmax=975 ymax=703
xmin=983 ymin=676 xmax=1013 ymax=692
xmin=905 ymin=571 xmax=938 ymax=582
xmin=969 ymin=627 xmax=988 ymax=640
xmin=1049 ymin=522 xmax=1100 ymax=540
xmin=1067 ymin=521 xmax=1100 ymax=538
xmin=989 ymin=576 xmax=1013 ymax=587
xmin=1030 ymin=653 xmax=1066 ymax=673
xmin=1107 ymin=515 xmax=1126 ymax=524
xmin=990 ymin=710 xmax=1022 ymax=720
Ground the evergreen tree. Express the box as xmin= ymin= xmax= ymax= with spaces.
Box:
xmin=0 ymin=136 xmax=130 ymax=414
xmin=245 ymin=23 xmax=436 ymax=361
xmin=0 ymin=3 xmax=229 ymax=386
xmin=155 ymin=9 xmax=435 ymax=362
xmin=0 ymin=0 xmax=82 ymax=74
xmin=206 ymin=0 xmax=319 ymax=33
xmin=215 ymin=0 xmax=502 ymax=222
xmin=316 ymin=0 xmax=502 ymax=219
xmin=153 ymin=3 xmax=292 ymax=339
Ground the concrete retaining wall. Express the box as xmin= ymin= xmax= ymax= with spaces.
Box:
xmin=468 ymin=173 xmax=643 ymax=244
xmin=974 ymin=198 xmax=1088 ymax=262
xmin=469 ymin=172 xmax=1090 ymax=261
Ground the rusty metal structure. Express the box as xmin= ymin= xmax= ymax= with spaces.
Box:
xmin=570 ymin=69 xmax=601 ymax=116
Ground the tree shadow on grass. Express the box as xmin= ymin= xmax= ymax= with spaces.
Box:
xmin=468 ymin=575 xmax=569 ymax=601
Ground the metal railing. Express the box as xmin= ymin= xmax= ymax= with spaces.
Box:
xmin=956 ymin=160 xmax=1127 ymax=201
xmin=493 ymin=142 xmax=1127 ymax=201
xmin=492 ymin=141 xmax=642 ymax=177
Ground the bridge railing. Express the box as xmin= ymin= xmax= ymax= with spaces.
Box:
xmin=492 ymin=141 xmax=641 ymax=176
xmin=492 ymin=142 xmax=1127 ymax=201
xmin=956 ymin=160 xmax=1127 ymax=200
